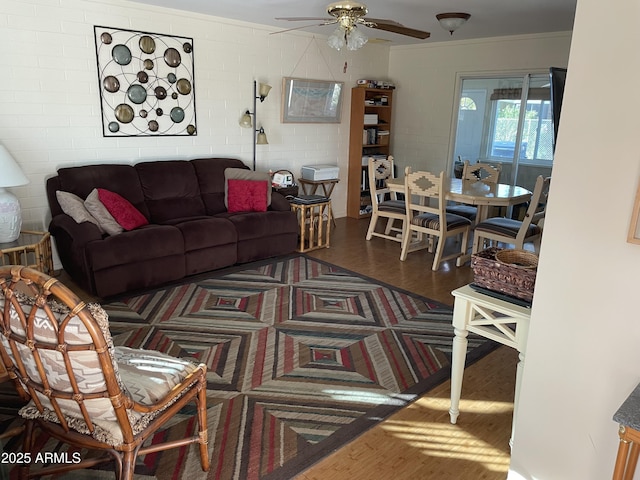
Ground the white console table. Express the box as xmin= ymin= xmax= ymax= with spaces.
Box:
xmin=449 ymin=284 xmax=532 ymax=447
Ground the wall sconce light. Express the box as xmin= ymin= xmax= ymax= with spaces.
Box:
xmin=239 ymin=80 xmax=271 ymax=170
xmin=436 ymin=13 xmax=471 ymax=35
xmin=0 ymin=144 xmax=29 ymax=243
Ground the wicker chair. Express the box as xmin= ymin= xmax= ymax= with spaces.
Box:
xmin=0 ymin=266 xmax=209 ymax=480
xmin=365 ymin=156 xmax=406 ymax=243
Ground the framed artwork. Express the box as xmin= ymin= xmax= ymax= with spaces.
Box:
xmin=282 ymin=77 xmax=344 ymax=123
xmin=94 ymin=26 xmax=197 ymax=137
xmin=628 ymin=180 xmax=640 ymax=244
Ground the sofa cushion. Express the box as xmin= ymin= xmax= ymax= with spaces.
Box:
xmin=191 ymin=158 xmax=249 ymax=215
xmin=85 ymin=189 xmax=124 ymax=236
xmin=86 ymin=225 xmax=184 ymax=271
xmin=56 ymin=164 xmax=149 ymax=219
xmin=174 ymin=217 xmax=237 ymax=252
xmin=136 ymin=160 xmax=205 ymax=223
xmin=227 ymin=179 xmax=269 ymax=213
xmin=97 ymin=188 xmax=149 ymax=231
xmin=223 ymin=211 xmax=299 ymax=241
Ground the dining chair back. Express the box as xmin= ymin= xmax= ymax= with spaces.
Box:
xmin=471 ymin=175 xmax=551 ymax=254
xmin=400 ymin=167 xmax=471 ymax=271
xmin=462 ymin=160 xmax=502 ymax=183
xmin=365 ymin=156 xmax=406 ymax=243
xmin=0 ymin=265 xmax=209 ymax=480
xmin=446 ymin=160 xmax=503 ymax=222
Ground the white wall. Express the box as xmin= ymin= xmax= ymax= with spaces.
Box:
xmin=388 ymin=32 xmax=572 ymax=175
xmin=509 ymin=0 xmax=640 ymax=478
xmin=0 ymin=0 xmax=390 ymax=229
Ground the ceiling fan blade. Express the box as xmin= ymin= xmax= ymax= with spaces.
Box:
xmin=275 ymin=17 xmax=332 ymax=21
xmin=270 ymin=20 xmax=337 ymax=35
xmin=366 ymin=19 xmax=430 ymax=39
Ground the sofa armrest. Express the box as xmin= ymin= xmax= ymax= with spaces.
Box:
xmin=49 ymin=214 xmax=104 ymax=294
xmin=269 ymin=191 xmax=292 ymax=212
xmin=49 ymin=214 xmax=103 ymax=246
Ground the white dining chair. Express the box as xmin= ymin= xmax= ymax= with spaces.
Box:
xmin=400 ymin=167 xmax=471 ymax=271
xmin=446 ymin=160 xmax=502 ymax=222
xmin=365 ymin=156 xmax=406 ymax=243
xmin=472 ymin=175 xmax=551 ymax=254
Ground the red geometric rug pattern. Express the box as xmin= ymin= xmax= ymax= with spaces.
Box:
xmin=0 ymin=255 xmax=492 ymax=480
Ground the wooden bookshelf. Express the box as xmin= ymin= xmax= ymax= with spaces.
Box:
xmin=346 ymin=87 xmax=394 ymax=219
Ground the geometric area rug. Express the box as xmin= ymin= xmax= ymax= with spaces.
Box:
xmin=1 ymin=254 xmax=494 ymax=480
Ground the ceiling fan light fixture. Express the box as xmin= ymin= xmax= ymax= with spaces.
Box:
xmin=436 ymin=12 xmax=471 ymax=35
xmin=346 ymin=25 xmax=368 ymax=50
xmin=327 ymin=26 xmax=346 ymax=50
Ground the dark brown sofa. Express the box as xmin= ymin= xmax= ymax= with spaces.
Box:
xmin=45 ymin=158 xmax=298 ymax=298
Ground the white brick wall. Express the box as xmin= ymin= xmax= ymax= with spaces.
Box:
xmin=0 ymin=0 xmax=391 ymax=232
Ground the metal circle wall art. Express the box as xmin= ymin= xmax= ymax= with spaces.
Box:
xmin=94 ymin=26 xmax=197 ymax=137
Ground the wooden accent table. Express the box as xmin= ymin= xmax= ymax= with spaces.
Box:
xmin=290 ymin=199 xmax=332 ymax=252
xmin=613 ymin=383 xmax=640 ymax=479
xmin=298 ymin=178 xmax=339 ymax=226
xmin=0 ymin=230 xmax=54 ymax=275
xmin=0 ymin=230 xmax=55 ymax=382
xmin=449 ymin=284 xmax=531 ymax=447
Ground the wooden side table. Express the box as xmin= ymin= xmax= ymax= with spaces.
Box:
xmin=449 ymin=284 xmax=531 ymax=447
xmin=0 ymin=230 xmax=54 ymax=275
xmin=613 ymin=383 xmax=640 ymax=480
xmin=290 ymin=200 xmax=332 ymax=252
xmin=298 ymin=178 xmax=339 ymax=226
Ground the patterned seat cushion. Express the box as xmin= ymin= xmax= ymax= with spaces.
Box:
xmin=115 ymin=347 xmax=198 ymax=405
xmin=475 ymin=217 xmax=541 ymax=238
xmin=411 ymin=212 xmax=471 ymax=230
xmin=445 ymin=204 xmax=477 ymax=220
xmin=378 ymin=199 xmax=405 ymax=213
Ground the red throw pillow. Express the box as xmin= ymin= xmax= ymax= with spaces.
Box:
xmin=97 ymin=188 xmax=149 ymax=231
xmin=227 ymin=179 xmax=268 ymax=213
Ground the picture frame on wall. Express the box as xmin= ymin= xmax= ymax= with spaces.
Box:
xmin=94 ymin=25 xmax=197 ymax=137
xmin=282 ymin=77 xmax=344 ymax=124
xmin=628 ymin=180 xmax=640 ymax=244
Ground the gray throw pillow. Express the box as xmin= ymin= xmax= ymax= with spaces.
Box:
xmin=84 ymin=189 xmax=123 ymax=236
xmin=56 ymin=190 xmax=104 ymax=234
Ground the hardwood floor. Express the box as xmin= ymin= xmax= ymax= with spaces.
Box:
xmin=56 ymin=216 xmax=516 ymax=479
xmin=297 ymin=217 xmax=517 ymax=480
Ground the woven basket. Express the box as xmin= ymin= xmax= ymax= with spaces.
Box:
xmin=471 ymin=247 xmax=538 ymax=302
xmin=271 ymin=169 xmax=299 ymax=198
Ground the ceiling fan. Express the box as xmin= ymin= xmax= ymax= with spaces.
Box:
xmin=275 ymin=1 xmax=430 ymax=51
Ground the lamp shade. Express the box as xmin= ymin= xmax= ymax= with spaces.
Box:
xmin=256 ymin=127 xmax=269 ymax=145
xmin=0 ymin=145 xmax=28 ymax=188
xmin=239 ymin=110 xmax=253 ymax=128
xmin=258 ymin=83 xmax=272 ymax=102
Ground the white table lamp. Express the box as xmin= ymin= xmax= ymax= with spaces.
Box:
xmin=0 ymin=145 xmax=29 ymax=243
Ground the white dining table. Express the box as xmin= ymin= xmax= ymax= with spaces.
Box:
xmin=386 ymin=177 xmax=532 ymax=223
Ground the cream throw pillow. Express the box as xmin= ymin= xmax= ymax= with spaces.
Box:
xmin=56 ymin=191 xmax=104 ymax=234
xmin=224 ymin=168 xmax=271 ymax=208
xmin=84 ymin=189 xmax=123 ymax=236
